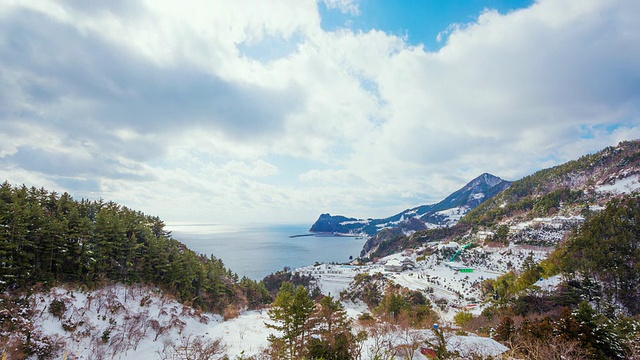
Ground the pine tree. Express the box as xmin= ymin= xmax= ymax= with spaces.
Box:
xmin=266 ymin=282 xmax=315 ymax=359
xmin=562 ymin=194 xmax=640 ymax=315
xmin=307 ymin=295 xmax=363 ymax=360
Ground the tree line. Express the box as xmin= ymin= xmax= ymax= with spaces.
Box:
xmin=0 ymin=181 xmax=270 ymax=313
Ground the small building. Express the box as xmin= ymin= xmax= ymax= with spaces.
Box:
xmin=444 ymin=242 xmax=460 ymax=250
xmin=401 ymin=258 xmax=415 ymax=269
xmin=384 ymin=257 xmax=415 ymax=272
xmin=384 ymin=259 xmax=404 ymax=272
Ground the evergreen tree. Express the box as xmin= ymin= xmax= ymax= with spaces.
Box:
xmin=266 ymin=282 xmax=315 ymax=359
xmin=562 ymin=194 xmax=640 ymax=315
xmin=307 ymin=295 xmax=366 ymax=360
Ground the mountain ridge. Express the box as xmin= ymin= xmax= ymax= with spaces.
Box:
xmin=364 ymin=139 xmax=640 ymax=259
xmin=462 ymin=139 xmax=640 ymax=227
xmin=309 ymin=173 xmax=512 ymax=237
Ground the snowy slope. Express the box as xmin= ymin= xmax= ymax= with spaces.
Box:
xmin=11 ymin=284 xmax=276 ymax=359
xmin=16 ymin=281 xmax=511 ymax=359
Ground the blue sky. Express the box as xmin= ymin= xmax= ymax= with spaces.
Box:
xmin=320 ymin=0 xmax=534 ymax=50
xmin=0 ymin=0 xmax=639 ymax=225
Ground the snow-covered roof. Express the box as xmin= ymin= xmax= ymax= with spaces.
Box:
xmin=385 ymin=259 xmax=403 ymax=267
xmin=444 ymin=242 xmax=459 ymax=249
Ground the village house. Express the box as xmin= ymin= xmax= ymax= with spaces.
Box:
xmin=384 ymin=257 xmax=415 ymax=272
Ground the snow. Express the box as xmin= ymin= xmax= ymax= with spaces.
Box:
xmin=300 ymin=242 xmax=549 ymax=324
xmin=19 ymin=233 xmax=553 ymax=358
xmin=342 ymin=300 xmax=370 ymax=320
xmin=206 ymin=310 xmax=275 ymax=358
xmin=447 ymin=334 xmax=508 ymax=357
xmin=20 ymin=281 xmax=510 ymax=359
xmin=340 ymin=219 xmax=372 ymax=226
xmin=512 ymin=215 xmax=584 ymax=231
xmin=29 ymin=285 xmax=227 ymax=359
xmin=535 ymin=274 xmax=563 ymax=291
xmin=596 ymin=174 xmax=640 ymax=194
xmin=14 ymin=274 xmax=511 ymax=360
xmin=434 ymin=207 xmax=467 ymax=223
xmin=294 ymin=264 xmax=364 ymax=296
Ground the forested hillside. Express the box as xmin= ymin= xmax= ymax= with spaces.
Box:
xmin=0 ymin=181 xmax=270 ymax=313
xmin=364 ymin=140 xmax=640 ymax=258
xmin=561 ymin=194 xmax=640 ymax=315
xmin=3 ymin=141 xmax=640 ymax=359
xmin=473 ymin=193 xmax=640 ymax=359
xmin=462 ymin=139 xmax=640 ymax=227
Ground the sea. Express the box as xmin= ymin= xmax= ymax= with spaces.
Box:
xmin=167 ymin=223 xmax=368 ymax=280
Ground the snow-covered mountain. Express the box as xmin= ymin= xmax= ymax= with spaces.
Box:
xmin=309 ymin=173 xmax=511 ymax=236
xmin=364 ymin=139 xmax=640 ymax=259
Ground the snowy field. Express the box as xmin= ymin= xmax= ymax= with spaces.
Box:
xmin=23 ymin=241 xmax=530 ymax=359
xmin=16 ymin=241 xmax=555 ymax=358
xmin=296 ymin=242 xmax=551 ymax=321
xmin=19 ymin=283 xmax=508 ymax=359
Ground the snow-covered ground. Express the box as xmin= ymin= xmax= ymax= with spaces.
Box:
xmin=17 ymin=282 xmax=509 ymax=359
xmin=23 ymin=285 xmax=240 ymax=359
xmin=19 ymin=242 xmax=527 ymax=360
xmin=15 ymin=239 xmax=555 ymax=358
xmin=597 ymin=174 xmax=640 ymax=194
xmin=296 ymin=241 xmax=551 ymax=323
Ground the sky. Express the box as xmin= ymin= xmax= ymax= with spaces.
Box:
xmin=1 ymin=0 xmax=639 ymax=226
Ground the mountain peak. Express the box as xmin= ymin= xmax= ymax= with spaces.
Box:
xmin=310 ymin=173 xmax=511 ymax=237
xmin=467 ymin=173 xmax=505 ymax=189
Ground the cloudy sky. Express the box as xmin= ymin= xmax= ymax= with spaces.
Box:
xmin=1 ymin=0 xmax=639 ymax=226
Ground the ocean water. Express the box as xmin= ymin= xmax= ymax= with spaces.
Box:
xmin=167 ymin=223 xmax=368 ymax=280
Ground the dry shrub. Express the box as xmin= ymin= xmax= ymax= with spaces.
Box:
xmin=48 ymin=299 xmax=67 ymax=319
xmin=149 ymin=319 xmax=167 ymax=341
xmin=223 ymin=304 xmax=240 ymax=320
xmin=503 ymin=335 xmax=591 ymax=360
xmin=169 ymin=313 xmax=186 ymax=334
xmin=159 ymin=334 xmax=226 ymax=360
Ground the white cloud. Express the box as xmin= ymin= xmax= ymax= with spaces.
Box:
xmin=322 ymin=0 xmax=361 ymax=16
xmin=345 ymin=0 xmax=640 ymax=182
xmin=0 ymin=0 xmax=639 ymax=225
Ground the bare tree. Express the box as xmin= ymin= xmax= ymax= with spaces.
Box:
xmin=367 ymin=322 xmax=399 ymax=360
xmin=395 ymin=323 xmax=423 ymax=359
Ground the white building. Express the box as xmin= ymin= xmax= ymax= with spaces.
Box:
xmin=384 ymin=257 xmax=415 ymax=272
xmin=384 ymin=259 xmax=404 ymax=272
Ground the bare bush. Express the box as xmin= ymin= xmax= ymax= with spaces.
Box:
xmin=160 ymin=334 xmax=226 ymax=360
xmin=224 ymin=303 xmax=240 ymax=320
xmin=149 ymin=319 xmax=170 ymax=341
xmin=170 ymin=314 xmax=187 ymax=334
xmin=123 ymin=312 xmax=150 ymax=350
xmin=501 ymin=336 xmax=590 ymax=360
